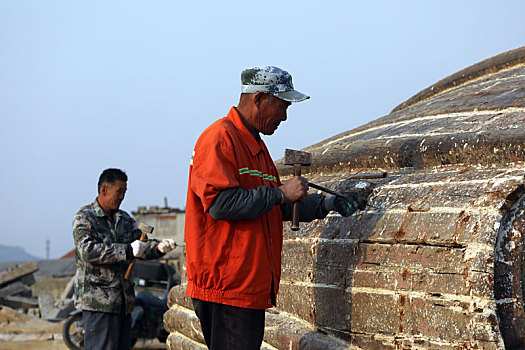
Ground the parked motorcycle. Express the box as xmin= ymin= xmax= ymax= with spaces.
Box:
xmin=62 ymin=260 xmax=177 ymax=350
xmin=62 ymin=311 xmax=84 ymax=350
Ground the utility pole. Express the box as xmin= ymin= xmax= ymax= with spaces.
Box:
xmin=46 ymin=239 xmax=50 ymax=260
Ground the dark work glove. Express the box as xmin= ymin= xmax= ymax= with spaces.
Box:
xmin=331 ymin=190 xmax=370 ymax=217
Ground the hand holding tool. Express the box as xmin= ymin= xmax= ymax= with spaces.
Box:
xmin=308 ymin=181 xmax=378 ymax=209
xmin=332 ymin=192 xmax=369 ymax=216
xmin=332 ymin=195 xmax=359 ymax=216
xmin=308 ymin=171 xmax=386 ymax=198
xmin=131 ymin=240 xmax=146 ymax=257
xmin=284 ymin=149 xmax=312 ymax=231
xmin=157 ymin=239 xmax=177 ymax=253
xmin=125 ymin=223 xmax=154 ymax=280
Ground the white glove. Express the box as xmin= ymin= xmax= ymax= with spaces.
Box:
xmin=131 ymin=240 xmax=146 ymax=258
xmin=157 ymin=239 xmax=177 ymax=253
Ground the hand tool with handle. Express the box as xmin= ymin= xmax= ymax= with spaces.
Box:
xmin=124 ymin=223 xmax=154 ymax=280
xmin=307 ymin=171 xmax=386 ymax=199
xmin=307 ymin=181 xmax=381 ymax=209
xmin=284 ymin=149 xmax=312 ymax=231
xmin=307 ymin=182 xmax=348 ymax=201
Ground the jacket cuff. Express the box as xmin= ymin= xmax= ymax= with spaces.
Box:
xmin=273 ymin=187 xmax=284 ymax=204
xmin=126 ymin=244 xmax=133 ymax=259
xmin=323 ymin=195 xmax=336 ymax=212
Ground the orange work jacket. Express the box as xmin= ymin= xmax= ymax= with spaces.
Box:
xmin=185 ymin=107 xmax=283 ymax=309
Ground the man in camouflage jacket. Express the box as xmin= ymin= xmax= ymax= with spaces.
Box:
xmin=73 ymin=168 xmax=176 ymax=350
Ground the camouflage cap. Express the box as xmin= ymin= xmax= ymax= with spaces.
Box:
xmin=241 ymin=66 xmax=310 ymax=103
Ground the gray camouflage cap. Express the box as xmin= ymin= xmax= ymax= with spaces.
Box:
xmin=241 ymin=66 xmax=310 ymax=103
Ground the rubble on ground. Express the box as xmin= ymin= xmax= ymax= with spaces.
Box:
xmin=0 ymin=259 xmax=76 ymax=322
xmin=0 ymin=259 xmax=75 ymax=348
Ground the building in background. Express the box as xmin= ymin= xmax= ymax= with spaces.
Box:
xmin=132 ymin=200 xmax=185 ymax=273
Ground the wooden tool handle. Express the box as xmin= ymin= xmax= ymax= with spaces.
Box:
xmin=124 ymin=231 xmax=148 ymax=280
xmin=291 ymin=164 xmax=301 ymax=231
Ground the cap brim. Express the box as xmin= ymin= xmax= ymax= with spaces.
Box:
xmin=274 ymin=90 xmax=310 ymax=103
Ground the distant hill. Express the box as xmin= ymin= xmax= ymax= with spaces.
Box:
xmin=0 ymin=244 xmax=43 ymax=262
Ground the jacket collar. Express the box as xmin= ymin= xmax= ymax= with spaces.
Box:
xmin=227 ymin=107 xmax=263 ymax=157
xmin=93 ymin=198 xmax=122 ymax=219
xmin=93 ymin=199 xmax=106 ymax=217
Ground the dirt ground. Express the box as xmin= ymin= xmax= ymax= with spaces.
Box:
xmin=0 ymin=306 xmax=165 ymax=350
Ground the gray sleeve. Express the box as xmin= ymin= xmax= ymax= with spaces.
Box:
xmin=280 ymin=193 xmax=331 ymax=222
xmin=208 ymin=186 xmax=283 ymax=220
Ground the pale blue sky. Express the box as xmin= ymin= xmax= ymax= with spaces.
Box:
xmin=1 ymin=1 xmax=524 ymax=259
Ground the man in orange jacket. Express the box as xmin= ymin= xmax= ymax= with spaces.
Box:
xmin=185 ymin=66 xmax=368 ymax=349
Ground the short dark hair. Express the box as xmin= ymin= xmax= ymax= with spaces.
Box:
xmin=98 ymin=168 xmax=128 ymax=193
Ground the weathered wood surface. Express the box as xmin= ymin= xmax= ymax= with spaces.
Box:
xmin=276 ymin=51 xmax=525 ymax=176
xmin=166 ymin=47 xmax=525 ymax=349
xmin=275 ymin=169 xmax=525 ymax=348
xmin=494 ymin=194 xmax=525 ymax=348
xmin=392 ymin=46 xmax=525 ymax=113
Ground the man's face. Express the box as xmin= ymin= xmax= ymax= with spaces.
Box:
xmin=258 ymin=95 xmax=291 ymax=135
xmin=99 ymin=180 xmax=127 ymax=213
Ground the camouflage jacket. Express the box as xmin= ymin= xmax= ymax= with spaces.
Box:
xmin=73 ymin=199 xmax=164 ymax=314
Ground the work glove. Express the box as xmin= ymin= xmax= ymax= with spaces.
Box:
xmin=327 ymin=190 xmax=370 ymax=217
xmin=157 ymin=239 xmax=177 ymax=253
xmin=131 ymin=240 xmax=146 ymax=258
